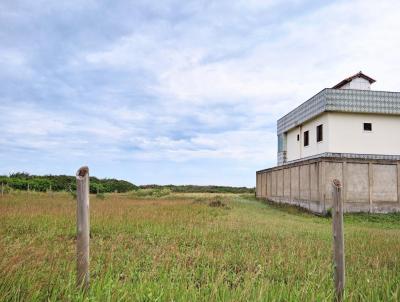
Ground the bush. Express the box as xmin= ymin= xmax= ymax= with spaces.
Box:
xmin=325 ymin=208 xmax=332 ymax=217
xmin=96 ymin=192 xmax=106 ymax=200
xmin=0 ymin=184 xmax=11 ymax=194
xmin=0 ymin=173 xmax=137 ymax=193
xmin=208 ymin=196 xmax=228 ymax=208
xmin=70 ymin=190 xmax=77 ymax=199
xmin=130 ymin=188 xmax=171 ymax=198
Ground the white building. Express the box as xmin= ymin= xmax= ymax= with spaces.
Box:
xmin=257 ymin=72 xmax=400 ymax=213
xmin=277 ymin=72 xmax=400 ymax=165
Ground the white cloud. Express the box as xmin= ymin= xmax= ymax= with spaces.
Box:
xmin=0 ymin=49 xmax=33 ymax=78
xmin=81 ymin=0 xmax=400 ymax=112
xmin=2 ymin=0 xmax=400 ymax=185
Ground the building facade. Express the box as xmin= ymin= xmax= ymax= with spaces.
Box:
xmin=277 ymin=72 xmax=400 ymax=165
xmin=257 ymin=72 xmax=400 ymax=213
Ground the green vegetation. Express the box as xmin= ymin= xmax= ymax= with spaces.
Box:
xmin=129 ymin=188 xmax=172 ymax=198
xmin=0 ymin=172 xmax=137 ymax=193
xmin=0 ymin=192 xmax=399 ymax=301
xmin=0 ymin=173 xmax=254 ymax=195
xmin=139 ymin=184 xmax=254 ymax=194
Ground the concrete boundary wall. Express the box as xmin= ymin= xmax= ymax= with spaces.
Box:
xmin=256 ymin=157 xmax=400 ymax=214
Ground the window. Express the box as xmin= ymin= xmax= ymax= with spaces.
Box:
xmin=316 ymin=124 xmax=323 ymax=142
xmin=304 ymin=131 xmax=309 ymax=146
xmin=297 ymin=134 xmax=299 ymax=141
xmin=278 ymin=134 xmax=285 ymax=152
xmin=363 ymin=123 xmax=372 ymax=131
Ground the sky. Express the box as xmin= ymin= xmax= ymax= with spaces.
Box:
xmin=1 ymin=0 xmax=400 ymax=187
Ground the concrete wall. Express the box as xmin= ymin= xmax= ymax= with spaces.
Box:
xmin=284 ymin=112 xmax=400 ymax=163
xmin=286 ymin=127 xmax=301 ymax=162
xmin=261 ymin=172 xmax=266 ymax=197
xmin=256 ymin=157 xmax=400 ymax=213
xmin=256 ymin=173 xmax=261 ymax=197
xmin=340 ymin=77 xmax=371 ymax=90
xmin=328 ymin=112 xmax=400 ymax=156
xmin=286 ymin=114 xmax=330 ymax=161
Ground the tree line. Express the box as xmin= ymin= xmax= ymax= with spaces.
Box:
xmin=0 ymin=173 xmax=255 ymax=194
xmin=0 ymin=173 xmax=137 ymax=193
xmin=139 ymin=184 xmax=254 ymax=194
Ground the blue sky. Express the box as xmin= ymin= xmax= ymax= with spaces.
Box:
xmin=1 ymin=0 xmax=400 ymax=186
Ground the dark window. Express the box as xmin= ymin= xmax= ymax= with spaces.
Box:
xmin=297 ymin=134 xmax=299 ymax=141
xmin=317 ymin=124 xmax=323 ymax=142
xmin=304 ymin=131 xmax=309 ymax=146
xmin=278 ymin=134 xmax=284 ymax=152
xmin=363 ymin=123 xmax=372 ymax=131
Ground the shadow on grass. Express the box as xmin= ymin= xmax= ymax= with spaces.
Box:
xmin=256 ymin=197 xmax=400 ymax=229
xmin=344 ymin=212 xmax=400 ymax=229
xmin=257 ymin=198 xmax=318 ymax=218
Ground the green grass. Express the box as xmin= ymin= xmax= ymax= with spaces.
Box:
xmin=128 ymin=188 xmax=172 ymax=198
xmin=0 ymin=192 xmax=399 ymax=301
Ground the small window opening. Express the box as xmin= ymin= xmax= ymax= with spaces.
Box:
xmin=316 ymin=124 xmax=323 ymax=142
xmin=297 ymin=134 xmax=299 ymax=141
xmin=304 ymin=131 xmax=309 ymax=147
xmin=363 ymin=123 xmax=372 ymax=131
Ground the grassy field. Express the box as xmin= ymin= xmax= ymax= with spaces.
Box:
xmin=1 ymin=192 xmax=399 ymax=301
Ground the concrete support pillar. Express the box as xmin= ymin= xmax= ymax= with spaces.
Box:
xmin=368 ymin=163 xmax=373 ymax=213
xmin=319 ymin=161 xmax=326 ymax=213
xmin=260 ymin=173 xmax=264 ymax=198
xmin=309 ymin=164 xmax=312 ymax=201
xmin=276 ymin=171 xmax=279 ymax=197
xmin=342 ymin=161 xmax=347 ymax=204
xmin=397 ymin=163 xmax=400 ymax=204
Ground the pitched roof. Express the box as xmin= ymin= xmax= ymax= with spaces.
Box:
xmin=332 ymin=71 xmax=376 ymax=89
xmin=277 ymin=88 xmax=400 ymax=135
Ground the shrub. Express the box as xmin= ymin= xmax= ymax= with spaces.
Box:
xmin=0 ymin=173 xmax=137 ymax=193
xmin=129 ymin=188 xmax=171 ymax=198
xmin=70 ymin=190 xmax=77 ymax=199
xmin=96 ymin=192 xmax=106 ymax=200
xmin=208 ymin=196 xmax=227 ymax=208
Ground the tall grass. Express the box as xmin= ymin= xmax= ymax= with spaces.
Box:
xmin=0 ymin=192 xmax=399 ymax=301
xmin=128 ymin=188 xmax=172 ymax=198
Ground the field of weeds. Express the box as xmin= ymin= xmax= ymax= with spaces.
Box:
xmin=1 ymin=191 xmax=399 ymax=301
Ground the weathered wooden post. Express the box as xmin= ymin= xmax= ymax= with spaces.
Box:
xmin=48 ymin=184 xmax=53 ymax=197
xmin=76 ymin=166 xmax=90 ymax=289
xmin=332 ymin=179 xmax=345 ymax=302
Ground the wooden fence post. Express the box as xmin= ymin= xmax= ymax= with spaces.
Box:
xmin=332 ymin=179 xmax=345 ymax=302
xmin=76 ymin=166 xmax=90 ymax=290
xmin=49 ymin=184 xmax=53 ymax=197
